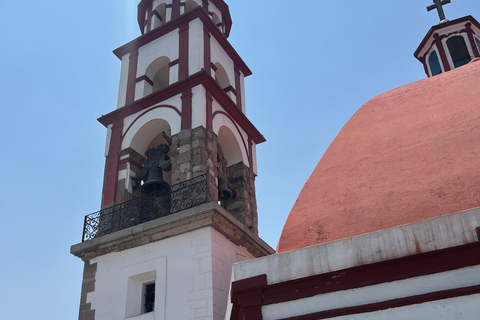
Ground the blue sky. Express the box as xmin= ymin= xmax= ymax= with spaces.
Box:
xmin=0 ymin=0 xmax=479 ymax=319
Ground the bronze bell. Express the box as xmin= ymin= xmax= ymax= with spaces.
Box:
xmin=218 ymin=178 xmax=233 ymax=200
xmin=142 ymin=167 xmax=169 ymax=194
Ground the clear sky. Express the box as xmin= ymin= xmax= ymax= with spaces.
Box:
xmin=0 ymin=0 xmax=479 ymax=319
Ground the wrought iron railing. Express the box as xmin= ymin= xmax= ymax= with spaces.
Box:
xmin=82 ymin=174 xmax=209 ymax=242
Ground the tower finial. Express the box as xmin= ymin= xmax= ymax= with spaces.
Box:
xmin=427 ymin=0 xmax=451 ymax=23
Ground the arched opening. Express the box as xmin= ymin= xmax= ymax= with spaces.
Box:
xmin=217 ymin=126 xmax=243 ymax=167
xmin=214 ymin=63 xmax=230 ymax=90
xmin=184 ymin=0 xmax=199 ymax=13
xmin=211 ymin=12 xmax=223 ymax=32
xmin=152 ymin=3 xmax=167 ymax=29
xmin=217 ymin=126 xmax=243 ymax=207
xmin=130 ymin=119 xmax=173 ymax=190
xmin=428 ymin=51 xmax=442 ymax=76
xmin=145 ymin=56 xmax=170 ymax=95
xmin=447 ymin=36 xmax=471 ymax=68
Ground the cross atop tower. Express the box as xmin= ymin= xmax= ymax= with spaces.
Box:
xmin=427 ymin=0 xmax=451 ymax=23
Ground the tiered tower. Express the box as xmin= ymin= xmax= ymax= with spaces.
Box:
xmin=71 ymin=1 xmax=273 ymax=319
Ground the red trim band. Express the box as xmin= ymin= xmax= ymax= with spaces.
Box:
xmin=136 ymin=75 xmax=154 ymax=86
xmin=230 ymin=242 xmax=480 ymax=320
xmin=99 ymin=71 xmax=265 ymax=144
xmin=279 ymin=284 xmax=480 ymax=320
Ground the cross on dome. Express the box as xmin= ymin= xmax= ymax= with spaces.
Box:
xmin=427 ymin=0 xmax=451 ymax=22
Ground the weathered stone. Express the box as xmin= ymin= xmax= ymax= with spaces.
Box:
xmin=179 ymin=144 xmax=191 ymax=153
xmin=180 ymin=162 xmax=191 ymax=173
xmin=179 ymin=151 xmax=192 ymax=164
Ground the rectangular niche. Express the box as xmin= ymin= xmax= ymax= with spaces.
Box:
xmin=124 ymin=257 xmax=167 ymax=320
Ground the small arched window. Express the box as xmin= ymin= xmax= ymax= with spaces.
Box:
xmin=447 ymin=36 xmax=471 ymax=68
xmin=153 ymin=3 xmax=167 ymax=29
xmin=214 ymin=63 xmax=230 ymax=89
xmin=428 ymin=51 xmax=442 ymax=76
xmin=211 ymin=12 xmax=223 ymax=32
xmin=184 ymin=0 xmax=199 ymax=13
xmin=475 ymin=38 xmax=480 ymax=53
xmin=145 ymin=57 xmax=171 ymax=95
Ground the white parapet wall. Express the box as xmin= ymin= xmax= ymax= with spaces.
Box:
xmin=227 ymin=207 xmax=480 ymax=320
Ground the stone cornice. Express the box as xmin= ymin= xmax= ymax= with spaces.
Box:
xmin=71 ymin=202 xmax=274 ymax=261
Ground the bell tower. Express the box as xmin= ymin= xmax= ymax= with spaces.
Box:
xmin=71 ymin=1 xmax=274 ymax=320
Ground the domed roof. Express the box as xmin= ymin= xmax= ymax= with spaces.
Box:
xmin=277 ymin=58 xmax=480 ymax=253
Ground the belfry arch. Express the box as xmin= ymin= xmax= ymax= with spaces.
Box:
xmin=184 ymin=0 xmax=199 ymax=13
xmin=152 ymin=3 xmax=167 ymax=29
xmin=118 ymin=115 xmax=175 ymax=201
xmin=217 ymin=125 xmax=243 ymax=167
xmin=145 ymin=56 xmax=171 ymax=95
xmin=214 ymin=62 xmax=230 ymax=90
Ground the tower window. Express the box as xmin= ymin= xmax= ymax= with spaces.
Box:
xmin=143 ymin=282 xmax=155 ymax=313
xmin=428 ymin=51 xmax=442 ymax=76
xmin=447 ymin=36 xmax=471 ymax=68
xmin=475 ymin=38 xmax=480 ymax=53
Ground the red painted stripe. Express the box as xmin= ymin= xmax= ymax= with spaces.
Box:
xmin=171 ymin=0 xmax=180 ymax=20
xmin=234 ymin=65 xmax=242 ymax=110
xmin=278 ymin=284 xmax=480 ymax=320
xmin=263 ymin=242 xmax=480 ymax=305
xmin=168 ymin=59 xmax=180 ymax=67
xmin=203 ymin=26 xmax=211 ymax=74
xmin=414 ymin=16 xmax=480 ymax=59
xmin=181 ymin=88 xmax=192 ymax=130
xmin=121 ymin=105 xmax=181 ymax=142
xmin=98 ymin=71 xmax=266 ymax=144
xmin=230 ymin=243 xmax=480 ymax=320
xmin=102 ymin=120 xmax=124 ymax=206
xmin=466 ymin=23 xmax=480 ymax=57
xmin=434 ymin=34 xmax=452 ymax=72
xmin=114 ymin=8 xmax=252 ymax=77
xmin=179 ymin=24 xmax=189 ymax=81
xmin=136 ymin=75 xmax=154 ymax=86
xmin=206 ymin=89 xmax=213 ymax=130
xmin=119 ymin=158 xmax=143 ymax=170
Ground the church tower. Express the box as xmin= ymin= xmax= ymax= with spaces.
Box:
xmin=415 ymin=0 xmax=480 ymax=77
xmin=71 ymin=1 xmax=274 ymax=319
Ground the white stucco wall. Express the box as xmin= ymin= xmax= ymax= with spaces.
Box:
xmin=210 ymin=37 xmax=235 ymax=91
xmin=189 ymin=19 xmax=204 ymax=76
xmin=88 ymin=226 xmax=255 ymax=320
xmin=211 ymin=229 xmax=254 ymax=320
xmin=117 ymin=54 xmax=130 ymax=108
xmin=232 ymin=208 xmax=480 ymax=285
xmin=191 ymin=85 xmax=207 ymax=129
xmin=211 ymin=102 xmax=249 ymax=168
xmin=137 ymin=30 xmax=179 ymax=79
xmin=328 ymin=294 xmax=480 ymax=320
xmin=227 ymin=208 xmax=480 ymax=320
xmin=121 ymin=95 xmax=182 ymax=152
xmin=88 ymin=228 xmax=212 ymax=320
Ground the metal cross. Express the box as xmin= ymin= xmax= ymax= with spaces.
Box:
xmin=427 ymin=0 xmax=451 ymax=22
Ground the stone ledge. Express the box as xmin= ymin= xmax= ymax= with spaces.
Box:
xmin=71 ymin=202 xmax=274 ymax=261
xmin=233 ymin=206 xmax=480 ymax=285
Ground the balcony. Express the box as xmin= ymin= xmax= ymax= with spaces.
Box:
xmin=82 ymin=175 xmax=209 ymax=242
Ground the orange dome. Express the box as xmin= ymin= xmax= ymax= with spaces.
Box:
xmin=277 ymin=59 xmax=480 ymax=253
